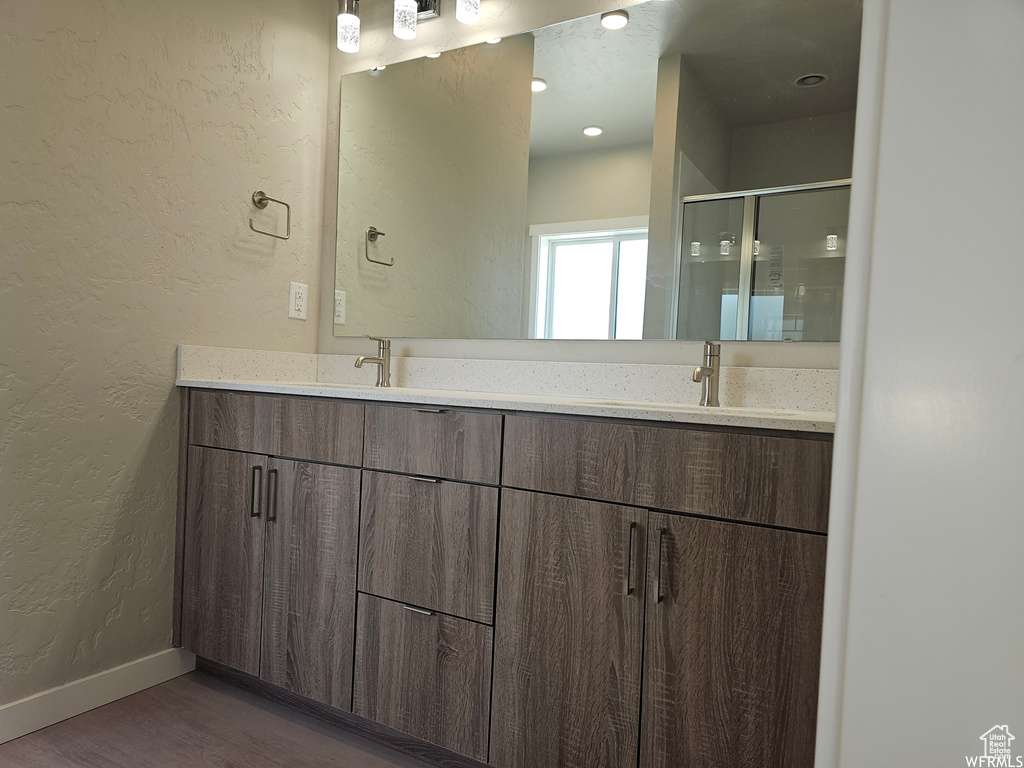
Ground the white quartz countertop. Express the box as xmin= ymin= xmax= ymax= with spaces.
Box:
xmin=175 ymin=375 xmax=836 ymax=434
xmin=176 ymin=345 xmax=837 ymax=433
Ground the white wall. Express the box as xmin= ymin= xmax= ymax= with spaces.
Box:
xmin=0 ymin=0 xmax=331 ymax=706
xmin=729 ymin=111 xmax=856 ymax=191
xmin=526 ymin=145 xmax=653 ymax=225
xmin=818 ymin=1 xmax=1024 ymax=765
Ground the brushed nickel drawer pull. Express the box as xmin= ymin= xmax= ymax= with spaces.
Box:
xmin=625 ymin=521 xmax=637 ymax=596
xmin=414 ymin=408 xmax=450 ymax=414
xmin=251 ymin=466 xmax=263 ymax=518
xmin=266 ymin=468 xmax=279 ymax=522
xmin=402 ymin=605 xmax=434 ymax=616
xmin=655 ymin=528 xmax=666 ymax=604
xmin=409 ymin=476 xmax=440 ymax=484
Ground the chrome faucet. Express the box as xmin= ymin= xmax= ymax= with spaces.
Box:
xmin=692 ymin=341 xmax=721 ymax=407
xmin=355 ymin=336 xmax=391 ymax=388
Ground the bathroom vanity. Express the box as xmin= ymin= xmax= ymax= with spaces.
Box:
xmin=174 ymin=381 xmax=831 ymax=768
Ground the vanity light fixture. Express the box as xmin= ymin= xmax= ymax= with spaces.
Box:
xmin=827 ymin=230 xmax=839 ymax=250
xmin=337 ymin=0 xmax=360 ymax=53
xmin=456 ymin=0 xmax=480 ymax=24
xmin=531 ymin=78 xmax=548 ymax=92
xmin=600 ymin=10 xmax=629 ymax=30
xmin=753 ymin=239 xmax=761 ymax=256
xmin=690 ymin=242 xmax=701 ymax=257
xmin=394 ymin=0 xmax=418 ymax=40
xmin=486 ymin=37 xmax=502 ymax=44
xmin=720 ymin=240 xmax=731 ymax=256
xmin=583 ymin=125 xmax=603 ymax=137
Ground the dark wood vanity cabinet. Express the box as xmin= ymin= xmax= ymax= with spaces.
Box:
xmin=178 ymin=389 xmax=831 ymax=768
xmin=490 ymin=490 xmax=647 ymax=768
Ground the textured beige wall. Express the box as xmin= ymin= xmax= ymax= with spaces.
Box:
xmin=526 ymin=145 xmax=653 ymax=226
xmin=0 ymin=0 xmax=331 ymax=705
xmin=334 ymin=34 xmax=534 ymax=339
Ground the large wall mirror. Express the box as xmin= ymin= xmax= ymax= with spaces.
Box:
xmin=334 ymin=0 xmax=862 ymax=341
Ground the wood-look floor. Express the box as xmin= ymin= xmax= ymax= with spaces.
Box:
xmin=0 ymin=672 xmax=437 ymax=768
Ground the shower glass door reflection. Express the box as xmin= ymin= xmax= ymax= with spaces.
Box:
xmin=675 ymin=181 xmax=850 ymax=342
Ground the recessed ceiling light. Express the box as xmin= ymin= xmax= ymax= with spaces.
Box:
xmin=583 ymin=126 xmax=603 ymax=137
xmin=532 ymin=78 xmax=548 ymax=93
xmin=426 ymin=52 xmax=441 ymax=58
xmin=600 ymin=10 xmax=629 ymax=30
xmin=796 ymin=73 xmax=828 ymax=87
xmin=485 ymin=37 xmax=502 ymax=44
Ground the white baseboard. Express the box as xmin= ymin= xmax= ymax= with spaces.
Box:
xmin=0 ymin=648 xmax=196 ymax=744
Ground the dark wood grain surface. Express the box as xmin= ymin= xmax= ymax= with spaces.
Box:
xmin=189 ymin=389 xmax=363 ymax=465
xmin=278 ymin=396 xmax=363 ymax=466
xmin=490 ymin=489 xmax=647 ymax=768
xmin=502 ymin=415 xmax=832 ymax=532
xmin=0 ymin=672 xmax=442 ymax=768
xmin=260 ymin=459 xmax=360 ymax=710
xmin=640 ymin=512 xmax=827 ymax=768
xmin=359 ymin=471 xmax=498 ymax=623
xmin=363 ymin=405 xmax=502 ymax=484
xmin=181 ymin=446 xmax=266 ymax=676
xmin=353 ymin=594 xmax=494 ymax=763
xmin=173 ymin=388 xmax=190 ymax=647
xmin=189 ymin=390 xmax=277 ymax=455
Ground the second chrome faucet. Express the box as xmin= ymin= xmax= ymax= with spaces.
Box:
xmin=692 ymin=341 xmax=721 ymax=407
xmin=355 ymin=336 xmax=391 ymax=388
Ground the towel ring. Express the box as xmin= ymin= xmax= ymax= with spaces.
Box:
xmin=250 ymin=191 xmax=291 ymax=240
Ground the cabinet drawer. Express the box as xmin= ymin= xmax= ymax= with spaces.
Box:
xmin=189 ymin=390 xmax=363 ymax=466
xmin=503 ymin=415 xmax=832 ymax=533
xmin=353 ymin=594 xmax=493 ymax=762
xmin=363 ymin=405 xmax=502 ymax=484
xmin=359 ymin=471 xmax=498 ymax=623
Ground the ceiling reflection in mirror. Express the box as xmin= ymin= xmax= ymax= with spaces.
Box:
xmin=334 ymin=0 xmax=862 ymax=340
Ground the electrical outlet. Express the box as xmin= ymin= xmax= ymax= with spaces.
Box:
xmin=334 ymin=290 xmax=347 ymax=324
xmin=289 ymin=282 xmax=307 ymax=320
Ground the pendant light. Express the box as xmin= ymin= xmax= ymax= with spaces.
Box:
xmin=394 ymin=0 xmax=417 ymax=40
xmin=337 ymin=0 xmax=360 ymax=53
xmin=456 ymin=0 xmax=480 ymax=24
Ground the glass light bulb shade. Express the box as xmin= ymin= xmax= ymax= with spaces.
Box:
xmin=337 ymin=12 xmax=360 ymax=53
xmin=456 ymin=0 xmax=480 ymax=24
xmin=601 ymin=11 xmax=629 ymax=30
xmin=583 ymin=126 xmax=603 ymax=137
xmin=393 ymin=0 xmax=417 ymax=40
xmin=531 ymin=78 xmax=548 ymax=92
xmin=690 ymin=242 xmax=701 ymax=257
xmin=720 ymin=240 xmax=731 ymax=256
xmin=826 ymin=234 xmax=839 ymax=251
xmin=485 ymin=37 xmax=501 ymax=44
xmin=426 ymin=52 xmax=441 ymax=58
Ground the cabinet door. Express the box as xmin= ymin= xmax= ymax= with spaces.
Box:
xmin=354 ymin=594 xmax=493 ymax=762
xmin=181 ymin=447 xmax=267 ymax=676
xmin=260 ymin=459 xmax=360 ymax=709
xmin=640 ymin=513 xmax=826 ymax=768
xmin=490 ymin=489 xmax=646 ymax=768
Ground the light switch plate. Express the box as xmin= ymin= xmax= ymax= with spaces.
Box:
xmin=334 ymin=290 xmax=347 ymax=324
xmin=289 ymin=282 xmax=307 ymax=320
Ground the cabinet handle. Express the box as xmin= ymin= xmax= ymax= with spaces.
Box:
xmin=409 ymin=476 xmax=440 ymax=484
xmin=402 ymin=605 xmax=434 ymax=616
xmin=251 ymin=466 xmax=263 ymax=518
xmin=414 ymin=408 xmax=450 ymax=414
xmin=624 ymin=521 xmax=637 ymax=595
xmin=266 ymin=468 xmax=279 ymax=522
xmin=655 ymin=528 xmax=666 ymax=604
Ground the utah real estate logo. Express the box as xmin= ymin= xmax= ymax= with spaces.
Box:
xmin=967 ymin=725 xmax=1023 ymax=767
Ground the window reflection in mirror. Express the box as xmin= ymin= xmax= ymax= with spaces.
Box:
xmin=334 ymin=0 xmax=862 ymax=341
